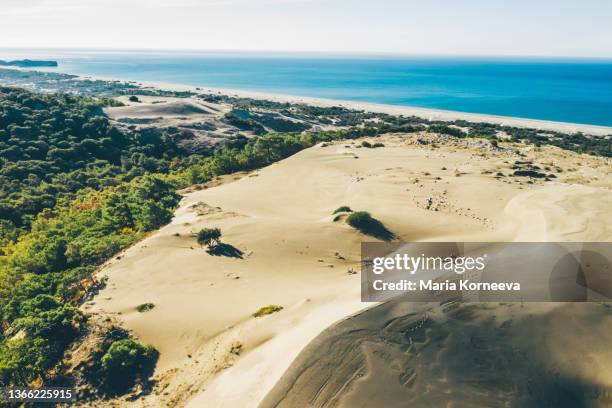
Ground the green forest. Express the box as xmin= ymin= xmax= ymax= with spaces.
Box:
xmin=0 ymin=86 xmax=188 ymax=396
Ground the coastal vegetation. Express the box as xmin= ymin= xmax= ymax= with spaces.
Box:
xmin=360 ymin=141 xmax=385 ymax=148
xmin=224 ymin=109 xmax=266 ymax=135
xmin=99 ymin=338 xmax=158 ymax=394
xmin=0 ymin=86 xmax=189 ymax=239
xmin=1 ymin=69 xmax=610 ymax=157
xmin=0 ymin=69 xmax=612 ymax=157
xmin=0 ymin=174 xmax=179 ymax=390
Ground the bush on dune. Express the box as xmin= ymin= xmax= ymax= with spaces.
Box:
xmin=197 ymin=227 xmax=222 ymax=247
xmin=253 ymin=305 xmax=283 ymax=317
xmin=360 ymin=140 xmax=385 ymax=149
xmin=346 ymin=211 xmax=395 ymax=241
xmin=136 ymin=303 xmax=155 ymax=313
xmin=100 ymin=338 xmax=158 ymax=394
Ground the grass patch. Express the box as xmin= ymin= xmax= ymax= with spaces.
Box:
xmin=253 ymin=305 xmax=284 ymax=317
xmin=346 ymin=211 xmax=395 ymax=241
xmin=136 ymin=303 xmax=155 ymax=313
xmin=360 ymin=141 xmax=385 ymax=149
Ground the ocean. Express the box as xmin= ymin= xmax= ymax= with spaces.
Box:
xmin=5 ymin=49 xmax=612 ymax=126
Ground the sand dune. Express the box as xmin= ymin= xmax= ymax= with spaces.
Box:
xmin=105 ymin=97 xmax=221 ymax=120
xmin=84 ymin=132 xmax=611 ymax=407
xmin=102 ymin=95 xmax=243 ymax=149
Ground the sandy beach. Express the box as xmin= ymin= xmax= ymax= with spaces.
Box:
xmin=194 ymin=88 xmax=612 ymax=137
xmin=80 ymin=123 xmax=612 ymax=406
xmin=148 ymin=81 xmax=612 ymax=137
xmin=72 ymin=72 xmax=612 ymax=137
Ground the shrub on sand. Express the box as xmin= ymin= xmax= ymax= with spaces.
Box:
xmin=253 ymin=305 xmax=284 ymax=317
xmin=100 ymin=339 xmax=158 ymax=393
xmin=197 ymin=228 xmax=222 ymax=247
xmin=136 ymin=303 xmax=155 ymax=313
xmin=346 ymin=211 xmax=395 ymax=241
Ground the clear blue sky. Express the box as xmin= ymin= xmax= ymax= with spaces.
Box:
xmin=1 ymin=0 xmax=611 ymax=57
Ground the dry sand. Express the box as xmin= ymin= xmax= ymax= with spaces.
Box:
xmin=105 ymin=96 xmax=222 ymax=119
xmin=84 ymin=132 xmax=611 ymax=407
xmin=104 ymin=95 xmax=230 ymax=131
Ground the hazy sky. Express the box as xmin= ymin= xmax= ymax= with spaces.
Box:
xmin=2 ymin=0 xmax=612 ymax=57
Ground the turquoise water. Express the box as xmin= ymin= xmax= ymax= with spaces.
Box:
xmin=12 ymin=50 xmax=612 ymax=126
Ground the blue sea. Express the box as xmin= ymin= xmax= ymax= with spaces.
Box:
xmin=5 ymin=49 xmax=612 ymax=126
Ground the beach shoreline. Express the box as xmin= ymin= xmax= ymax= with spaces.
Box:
xmin=67 ymin=71 xmax=612 ymax=137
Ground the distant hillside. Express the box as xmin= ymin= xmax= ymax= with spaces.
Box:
xmin=0 ymin=59 xmax=58 ymax=67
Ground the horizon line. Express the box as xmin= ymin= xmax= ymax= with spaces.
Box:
xmin=1 ymin=46 xmax=612 ymax=61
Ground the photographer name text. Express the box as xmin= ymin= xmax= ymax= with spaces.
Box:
xmin=372 ymin=279 xmax=521 ymax=291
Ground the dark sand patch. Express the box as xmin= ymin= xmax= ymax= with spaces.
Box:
xmin=262 ymin=301 xmax=612 ymax=408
